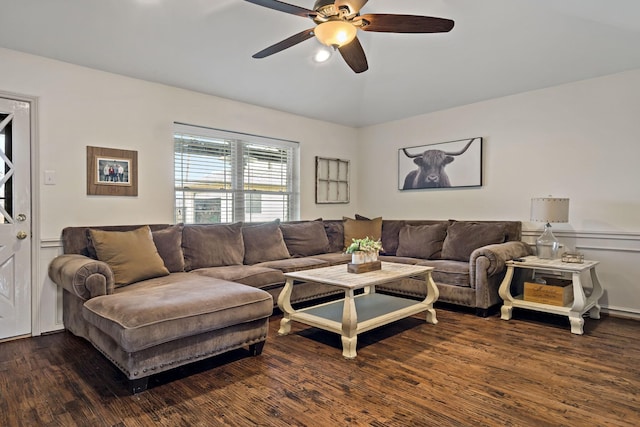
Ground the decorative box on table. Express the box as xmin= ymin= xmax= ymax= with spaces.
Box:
xmin=523 ymin=277 xmax=573 ymax=306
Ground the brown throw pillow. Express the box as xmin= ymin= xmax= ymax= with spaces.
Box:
xmin=280 ymin=220 xmax=330 ymax=257
xmin=182 ymin=222 xmax=244 ymax=270
xmin=89 ymin=226 xmax=170 ymax=287
xmin=152 ymin=224 xmax=185 ymax=273
xmin=343 ymin=216 xmax=382 ymax=251
xmin=242 ymin=220 xmax=291 ymax=265
xmin=441 ymin=222 xmax=506 ymax=262
xmin=396 ymin=223 xmax=448 ymax=259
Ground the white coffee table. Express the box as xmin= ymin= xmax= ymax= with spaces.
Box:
xmin=277 ymin=262 xmax=438 ymax=358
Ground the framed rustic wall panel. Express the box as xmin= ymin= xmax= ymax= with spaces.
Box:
xmin=87 ymin=146 xmax=138 ymax=196
xmin=315 ymin=156 xmax=349 ymax=204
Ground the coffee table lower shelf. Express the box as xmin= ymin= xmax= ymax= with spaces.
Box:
xmin=279 ymin=291 xmax=436 ymax=359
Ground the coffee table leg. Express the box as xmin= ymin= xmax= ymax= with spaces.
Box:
xmin=422 ymin=272 xmax=439 ymax=325
xmin=277 ymin=278 xmax=294 ymax=335
xmin=341 ymin=289 xmax=358 ymax=359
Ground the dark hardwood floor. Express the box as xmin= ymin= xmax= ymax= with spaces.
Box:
xmin=1 ymin=307 xmax=638 ymax=426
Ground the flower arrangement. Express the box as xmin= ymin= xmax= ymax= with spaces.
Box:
xmin=345 ymin=236 xmax=384 ymax=254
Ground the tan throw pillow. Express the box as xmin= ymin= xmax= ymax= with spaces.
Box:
xmin=89 ymin=226 xmax=170 ymax=287
xmin=242 ymin=220 xmax=291 ymax=264
xmin=396 ymin=223 xmax=448 ymax=259
xmin=441 ymin=221 xmax=506 ymax=262
xmin=343 ymin=216 xmax=382 ymax=251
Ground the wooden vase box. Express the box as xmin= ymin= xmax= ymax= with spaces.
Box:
xmin=523 ymin=277 xmax=573 ymax=306
xmin=347 ymin=261 xmax=381 ymax=274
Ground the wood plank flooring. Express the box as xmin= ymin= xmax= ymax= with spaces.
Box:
xmin=1 ymin=308 xmax=638 ymax=426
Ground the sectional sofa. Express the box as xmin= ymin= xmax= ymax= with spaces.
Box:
xmin=48 ymin=217 xmax=530 ymax=392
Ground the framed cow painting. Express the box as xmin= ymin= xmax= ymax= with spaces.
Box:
xmin=398 ymin=137 xmax=483 ymax=190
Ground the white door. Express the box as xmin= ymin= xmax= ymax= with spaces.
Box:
xmin=0 ymin=97 xmax=31 ymax=340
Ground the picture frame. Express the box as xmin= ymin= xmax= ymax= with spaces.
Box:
xmin=398 ymin=137 xmax=483 ymax=190
xmin=315 ymin=156 xmax=350 ymax=204
xmin=87 ymin=146 xmax=138 ymax=196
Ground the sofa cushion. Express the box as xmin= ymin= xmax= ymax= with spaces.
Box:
xmin=280 ymin=220 xmax=330 ymax=257
xmin=88 ymin=226 xmax=169 ymax=287
xmin=323 ymin=220 xmax=345 ymax=253
xmin=242 ymin=220 xmax=291 ymax=265
xmin=152 ymin=224 xmax=185 ymax=273
xmin=255 ymin=257 xmax=329 ymax=273
xmin=396 ymin=223 xmax=448 ymax=260
xmin=191 ymin=265 xmax=285 ymax=289
xmin=441 ymin=221 xmax=506 ymax=262
xmin=343 ymin=216 xmax=382 ymax=251
xmin=182 ymin=222 xmax=244 ymax=270
xmin=416 ymin=259 xmax=471 ymax=287
xmin=312 ymin=252 xmax=352 ymax=266
xmin=82 ymin=273 xmax=273 ymax=353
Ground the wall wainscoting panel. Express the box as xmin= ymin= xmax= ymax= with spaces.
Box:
xmin=38 ymin=239 xmax=64 ymax=335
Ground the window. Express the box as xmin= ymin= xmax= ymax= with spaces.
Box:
xmin=174 ymin=123 xmax=299 ymax=224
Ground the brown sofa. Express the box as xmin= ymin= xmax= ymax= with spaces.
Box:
xmin=48 ymin=218 xmax=530 ymax=392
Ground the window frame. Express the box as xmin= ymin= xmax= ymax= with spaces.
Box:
xmin=173 ymin=122 xmax=300 ymax=224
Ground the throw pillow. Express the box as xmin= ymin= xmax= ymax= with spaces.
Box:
xmin=280 ymin=220 xmax=330 ymax=257
xmin=89 ymin=225 xmax=170 ymax=287
xmin=242 ymin=220 xmax=291 ymax=265
xmin=182 ymin=222 xmax=245 ymax=270
xmin=355 ymin=214 xmax=404 ymax=255
xmin=441 ymin=221 xmax=506 ymax=262
xmin=396 ymin=223 xmax=448 ymax=259
xmin=343 ymin=216 xmax=382 ymax=251
xmin=152 ymin=224 xmax=185 ymax=273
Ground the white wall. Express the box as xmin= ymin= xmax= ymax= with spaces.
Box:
xmin=0 ymin=47 xmax=359 ymax=333
xmin=359 ymin=69 xmax=640 ymax=317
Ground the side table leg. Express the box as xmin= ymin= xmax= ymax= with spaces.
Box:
xmin=569 ymin=313 xmax=585 ymax=335
xmin=341 ymin=289 xmax=358 ymax=359
xmin=499 ymin=265 xmax=515 ymax=320
xmin=588 ymin=267 xmax=604 ymax=319
xmin=501 ymin=305 xmax=513 ymax=321
xmin=277 ymin=278 xmax=294 ymax=335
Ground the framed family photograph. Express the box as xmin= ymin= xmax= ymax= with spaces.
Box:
xmin=87 ymin=146 xmax=138 ymax=196
xmin=398 ymin=137 xmax=483 ymax=191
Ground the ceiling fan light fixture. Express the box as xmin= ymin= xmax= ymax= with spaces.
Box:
xmin=314 ymin=20 xmax=357 ymax=47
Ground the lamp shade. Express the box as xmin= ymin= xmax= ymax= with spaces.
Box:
xmin=530 ymin=197 xmax=569 ymax=223
xmin=314 ymin=21 xmax=357 ymax=47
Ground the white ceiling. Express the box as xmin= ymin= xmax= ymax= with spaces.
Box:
xmin=1 ymin=0 xmax=639 ymax=127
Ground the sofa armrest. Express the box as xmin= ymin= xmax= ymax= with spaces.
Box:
xmin=470 ymin=241 xmax=532 ymax=278
xmin=48 ymin=254 xmax=115 ymax=300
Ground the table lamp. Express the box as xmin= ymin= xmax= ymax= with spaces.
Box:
xmin=530 ymin=197 xmax=569 ymax=259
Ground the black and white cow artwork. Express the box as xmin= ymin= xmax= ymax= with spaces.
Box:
xmin=401 ymin=138 xmax=478 ymax=189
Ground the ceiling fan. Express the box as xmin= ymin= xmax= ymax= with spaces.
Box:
xmin=244 ymin=0 xmax=455 ymax=73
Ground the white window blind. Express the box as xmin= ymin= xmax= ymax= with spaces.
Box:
xmin=174 ymin=123 xmax=299 ymax=224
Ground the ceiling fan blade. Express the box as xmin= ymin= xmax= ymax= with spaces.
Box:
xmin=358 ymin=14 xmax=455 ymax=33
xmin=252 ymin=28 xmax=315 ymax=58
xmin=338 ymin=37 xmax=368 ymax=73
xmin=334 ymin=0 xmax=368 ymax=15
xmin=244 ymin=0 xmax=317 ymax=18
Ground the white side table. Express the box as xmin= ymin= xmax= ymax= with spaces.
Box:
xmin=498 ymin=255 xmax=604 ymax=335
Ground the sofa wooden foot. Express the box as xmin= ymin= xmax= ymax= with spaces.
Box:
xmin=129 ymin=377 xmax=149 ymax=394
xmin=249 ymin=340 xmax=266 ymax=356
xmin=476 ymin=308 xmax=490 ymax=317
